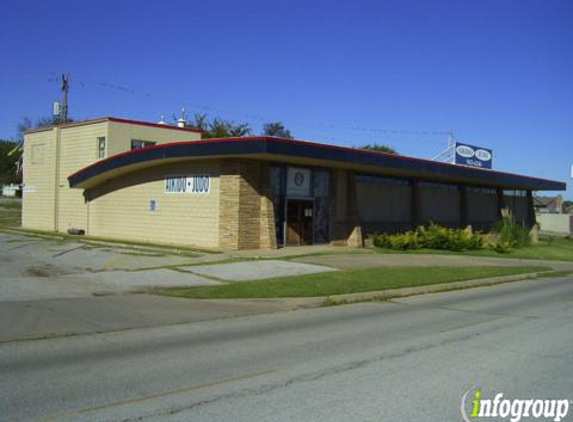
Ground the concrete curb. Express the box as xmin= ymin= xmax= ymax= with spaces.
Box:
xmin=318 ymin=271 xmax=552 ymax=305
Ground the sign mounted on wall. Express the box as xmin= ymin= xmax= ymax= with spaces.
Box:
xmin=165 ymin=174 xmax=210 ymax=194
xmin=454 ymin=142 xmax=493 ymax=169
xmin=286 ymin=167 xmax=311 ymax=197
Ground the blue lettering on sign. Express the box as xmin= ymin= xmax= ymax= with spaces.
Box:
xmin=455 ymin=142 xmax=493 ymax=169
xmin=165 ymin=175 xmax=210 ymax=194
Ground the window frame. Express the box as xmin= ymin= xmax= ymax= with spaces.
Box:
xmin=131 ymin=139 xmax=157 ymax=150
xmin=97 ymin=137 xmax=106 ymax=160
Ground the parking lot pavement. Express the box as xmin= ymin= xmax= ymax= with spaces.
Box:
xmin=0 ymin=232 xmax=316 ymax=342
xmin=182 ymin=259 xmax=337 ymax=281
xmin=0 ymin=232 xmax=203 ymax=274
xmin=0 ymin=270 xmax=222 ymax=302
xmin=0 ymin=234 xmax=224 ymax=303
xmin=0 ymin=232 xmax=342 ymax=302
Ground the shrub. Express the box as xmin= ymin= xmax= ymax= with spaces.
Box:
xmin=371 ymin=223 xmax=483 ymax=252
xmin=372 ymin=233 xmax=391 ymax=249
xmin=389 ymin=232 xmax=421 ymax=250
xmin=489 ymin=240 xmax=513 ymax=254
xmin=492 ymin=208 xmax=530 ymax=249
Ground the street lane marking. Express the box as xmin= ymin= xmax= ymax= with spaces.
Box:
xmin=38 ymin=368 xmax=281 ymax=421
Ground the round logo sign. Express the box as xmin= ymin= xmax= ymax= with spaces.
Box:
xmin=294 ymin=172 xmax=305 ymax=187
xmin=475 ymin=149 xmax=492 ymax=161
xmin=456 ymin=145 xmax=475 ymax=158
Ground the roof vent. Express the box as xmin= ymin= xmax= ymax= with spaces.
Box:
xmin=177 ymin=108 xmax=186 ymax=128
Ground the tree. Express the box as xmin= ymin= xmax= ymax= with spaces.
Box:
xmin=184 ymin=114 xmax=252 ymax=138
xmin=262 ymin=122 xmax=292 ymax=138
xmin=359 ymin=143 xmax=398 ymax=154
xmin=0 ymin=140 xmax=19 ymax=184
xmin=16 ymin=116 xmax=59 ymax=141
xmin=7 ymin=116 xmax=64 ymax=185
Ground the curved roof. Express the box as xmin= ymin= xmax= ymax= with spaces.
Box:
xmin=68 ymin=136 xmax=566 ymax=191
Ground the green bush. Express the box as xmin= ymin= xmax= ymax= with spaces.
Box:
xmin=492 ymin=209 xmax=530 ymax=249
xmin=373 ymin=232 xmax=421 ymax=250
xmin=489 ymin=240 xmax=513 ymax=254
xmin=372 ymin=223 xmax=483 ymax=252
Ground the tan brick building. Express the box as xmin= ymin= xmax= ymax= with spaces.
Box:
xmin=23 ymin=117 xmax=566 ymax=250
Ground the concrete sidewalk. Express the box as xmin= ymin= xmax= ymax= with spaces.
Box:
xmin=182 ymin=260 xmax=337 ymax=281
xmin=292 ymin=253 xmax=573 ymax=272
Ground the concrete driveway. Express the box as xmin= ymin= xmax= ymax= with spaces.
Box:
xmin=0 ymin=232 xmax=335 ymax=300
xmin=0 ymin=232 xmax=331 ymax=342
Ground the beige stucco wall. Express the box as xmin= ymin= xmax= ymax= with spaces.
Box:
xmin=106 ymin=121 xmax=201 ymax=156
xmin=87 ymin=161 xmax=220 ymax=248
xmin=536 ymin=213 xmax=573 ymax=234
xmin=23 ymin=119 xmax=202 ymax=234
xmin=21 ymin=129 xmax=57 ymax=230
xmin=57 ymin=122 xmax=107 ymax=232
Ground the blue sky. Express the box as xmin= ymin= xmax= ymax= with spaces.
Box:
xmin=1 ymin=0 xmax=571 ymax=198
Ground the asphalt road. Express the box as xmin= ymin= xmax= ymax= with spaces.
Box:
xmin=1 ymin=277 xmax=572 ymax=422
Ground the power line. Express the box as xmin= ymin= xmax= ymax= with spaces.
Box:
xmin=41 ymin=72 xmax=453 ymax=147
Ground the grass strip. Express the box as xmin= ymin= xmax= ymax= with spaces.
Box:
xmin=159 ymin=265 xmax=549 ymax=299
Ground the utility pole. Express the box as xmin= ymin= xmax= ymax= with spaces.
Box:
xmin=61 ymin=74 xmax=69 ymax=123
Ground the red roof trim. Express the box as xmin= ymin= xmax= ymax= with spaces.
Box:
xmin=68 ymin=136 xmax=560 ymax=186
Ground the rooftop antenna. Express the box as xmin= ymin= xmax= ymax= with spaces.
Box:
xmin=432 ymin=131 xmax=456 ymax=163
xmin=60 ymin=74 xmax=70 ymax=123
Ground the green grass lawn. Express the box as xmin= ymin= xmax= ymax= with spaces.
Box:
xmin=0 ymin=200 xmax=21 ymax=228
xmin=372 ymin=237 xmax=573 ymax=261
xmin=159 ymin=265 xmax=549 ymax=299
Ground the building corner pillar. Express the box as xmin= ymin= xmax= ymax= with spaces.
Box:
xmin=259 ymin=163 xmax=277 ymax=249
xmin=459 ymin=185 xmax=469 ymax=228
xmin=410 ymin=179 xmax=421 ymax=230
xmin=346 ymin=172 xmax=363 ymax=248
xmin=496 ymin=187 xmax=505 ymax=219
xmin=526 ymin=190 xmax=537 ymax=229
